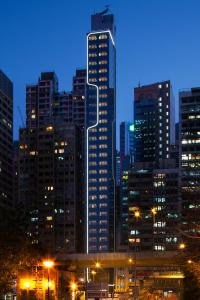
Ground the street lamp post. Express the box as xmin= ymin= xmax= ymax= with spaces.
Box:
xmin=43 ymin=260 xmax=54 ymax=300
xmin=95 ymin=262 xmax=102 ymax=300
xmin=24 ymin=281 xmax=31 ymax=300
xmin=70 ymin=282 xmax=77 ymax=300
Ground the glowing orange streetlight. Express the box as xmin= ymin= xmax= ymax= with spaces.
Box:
xmin=134 ymin=210 xmax=140 ymax=219
xmin=187 ymin=259 xmax=192 ymax=264
xmin=151 ymin=207 xmax=157 ymax=224
xmin=43 ymin=260 xmax=54 ymax=268
xmin=179 ymin=243 xmax=186 ymax=250
xmin=128 ymin=258 xmax=133 ymax=264
xmin=91 ymin=270 xmax=97 ymax=281
xmin=95 ymin=262 xmax=101 ymax=269
xmin=70 ymin=282 xmax=77 ymax=300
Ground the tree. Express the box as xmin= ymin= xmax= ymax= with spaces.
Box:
xmin=0 ymin=208 xmax=43 ymax=296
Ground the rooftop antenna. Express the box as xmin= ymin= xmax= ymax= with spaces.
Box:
xmin=138 ymin=81 xmax=141 ymax=87
xmin=99 ymin=5 xmax=109 ymax=15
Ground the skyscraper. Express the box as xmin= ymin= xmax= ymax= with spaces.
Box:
xmin=0 ymin=70 xmax=13 ymax=215
xmin=117 ymin=122 xmax=134 ymax=250
xmin=128 ymin=80 xmax=180 ymax=252
xmin=180 ymin=88 xmax=200 ymax=244
xmin=86 ymin=9 xmax=116 ymax=253
xmin=120 ymin=121 xmax=134 ymax=168
xmin=134 ymin=81 xmax=175 ymax=164
xmin=19 ymin=71 xmax=85 ymax=253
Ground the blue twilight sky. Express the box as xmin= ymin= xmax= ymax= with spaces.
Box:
xmin=1 ymin=0 xmax=200 ymax=145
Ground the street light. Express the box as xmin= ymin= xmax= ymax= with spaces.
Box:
xmin=43 ymin=260 xmax=54 ymax=300
xmin=70 ymin=282 xmax=77 ymax=300
xmin=128 ymin=258 xmax=133 ymax=264
xmin=134 ymin=210 xmax=140 ymax=219
xmin=151 ymin=208 xmax=157 ymax=224
xmin=91 ymin=270 xmax=97 ymax=281
xmin=179 ymin=243 xmax=186 ymax=250
xmin=24 ymin=281 xmax=30 ymax=300
xmin=95 ymin=262 xmax=101 ymax=269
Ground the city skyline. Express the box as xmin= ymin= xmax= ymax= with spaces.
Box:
xmin=2 ymin=0 xmax=200 ymax=143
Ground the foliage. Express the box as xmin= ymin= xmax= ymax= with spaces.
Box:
xmin=182 ymin=261 xmax=200 ymax=300
xmin=0 ymin=208 xmax=43 ymax=295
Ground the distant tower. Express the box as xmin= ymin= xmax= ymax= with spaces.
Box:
xmin=180 ymin=88 xmax=200 ymax=245
xmin=86 ymin=9 xmax=116 ymax=253
xmin=0 ymin=70 xmax=13 ymax=216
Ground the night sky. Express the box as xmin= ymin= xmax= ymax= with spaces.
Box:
xmin=1 ymin=0 xmax=200 ymax=146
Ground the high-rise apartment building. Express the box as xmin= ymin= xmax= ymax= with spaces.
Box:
xmin=128 ymin=161 xmax=180 ymax=251
xmin=0 ymin=70 xmax=13 ymax=215
xmin=134 ymin=81 xmax=175 ymax=164
xmin=128 ymin=80 xmax=180 ymax=252
xmin=180 ymin=88 xmax=200 ymax=243
xmin=86 ymin=10 xmax=116 ymax=253
xmin=19 ymin=71 xmax=85 ymax=253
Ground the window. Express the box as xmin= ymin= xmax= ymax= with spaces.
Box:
xmin=99 ymin=127 xmax=107 ymax=132
xmin=89 ymin=35 xmax=97 ymax=40
xmin=99 ymin=169 xmax=108 ymax=174
xmin=99 ymin=52 xmax=108 ymax=56
xmin=99 ymin=60 xmax=108 ymax=65
xmin=99 ymin=144 xmax=108 ymax=149
xmin=99 ymin=111 xmax=107 ymax=115
xmin=89 ymin=53 xmax=97 ymax=57
xmin=99 ymin=34 xmax=108 ymax=40
xmin=99 ymin=135 xmax=107 ymax=140
xmin=89 ymin=44 xmax=97 ymax=49
xmin=154 ymin=222 xmax=166 ymax=227
xmin=154 ymin=245 xmax=165 ymax=251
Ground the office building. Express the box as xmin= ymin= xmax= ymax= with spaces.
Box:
xmin=134 ymin=81 xmax=175 ymax=165
xmin=180 ymin=88 xmax=200 ymax=243
xmin=19 ymin=71 xmax=85 ymax=253
xmin=0 ymin=70 xmax=13 ymax=215
xmin=86 ymin=9 xmax=116 ymax=252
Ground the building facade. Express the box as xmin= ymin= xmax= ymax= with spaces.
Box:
xmin=19 ymin=71 xmax=85 ymax=253
xmin=134 ymin=81 xmax=175 ymax=165
xmin=120 ymin=121 xmax=134 ymax=169
xmin=180 ymin=88 xmax=200 ymax=244
xmin=0 ymin=70 xmax=13 ymax=215
xmin=128 ymin=161 xmax=180 ymax=251
xmin=86 ymin=10 xmax=116 ymax=252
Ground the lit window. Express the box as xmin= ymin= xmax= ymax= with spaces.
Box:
xmin=88 ymin=35 xmax=97 ymax=40
xmin=99 ymin=34 xmax=108 ymax=40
